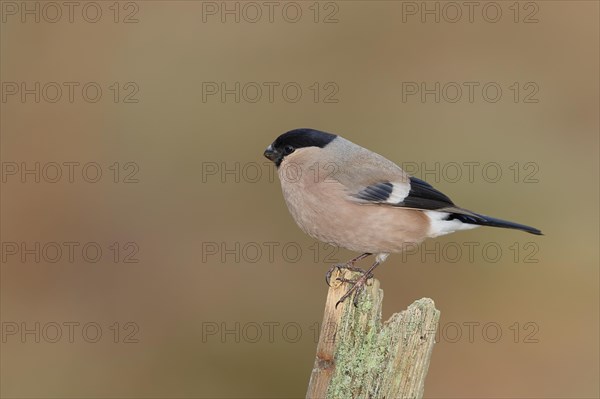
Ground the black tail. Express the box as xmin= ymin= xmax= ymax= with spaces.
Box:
xmin=451 ymin=212 xmax=543 ymax=235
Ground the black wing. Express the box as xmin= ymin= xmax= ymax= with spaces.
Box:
xmin=399 ymin=177 xmax=455 ymax=210
xmin=352 ymin=177 xmax=542 ymax=235
xmin=352 ymin=177 xmax=455 ymax=210
xmin=354 ymin=182 xmax=394 ymax=202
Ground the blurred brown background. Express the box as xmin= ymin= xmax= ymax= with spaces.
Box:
xmin=1 ymin=1 xmax=598 ymax=398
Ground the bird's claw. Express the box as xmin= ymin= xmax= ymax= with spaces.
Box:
xmin=334 ymin=273 xmax=373 ymax=308
xmin=324 ymin=265 xmax=338 ymax=287
xmin=325 ymin=263 xmax=366 ymax=287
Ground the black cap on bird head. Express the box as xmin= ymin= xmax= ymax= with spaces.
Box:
xmin=263 ymin=128 xmax=337 ymax=167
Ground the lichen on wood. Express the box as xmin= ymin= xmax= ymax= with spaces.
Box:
xmin=307 ymin=269 xmax=440 ymax=399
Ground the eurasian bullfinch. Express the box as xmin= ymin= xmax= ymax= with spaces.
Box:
xmin=264 ymin=128 xmax=542 ymax=306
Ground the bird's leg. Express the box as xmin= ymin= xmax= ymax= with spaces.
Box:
xmin=335 ymin=259 xmax=383 ymax=308
xmin=325 ymin=253 xmax=372 ymax=287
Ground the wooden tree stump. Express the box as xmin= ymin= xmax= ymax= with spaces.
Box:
xmin=306 ymin=269 xmax=440 ymax=399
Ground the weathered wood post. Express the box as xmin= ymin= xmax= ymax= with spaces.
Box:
xmin=307 ymin=269 xmax=440 ymax=399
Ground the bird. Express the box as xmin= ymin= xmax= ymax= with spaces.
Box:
xmin=263 ymin=128 xmax=542 ymax=307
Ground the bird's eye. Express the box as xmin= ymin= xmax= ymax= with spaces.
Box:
xmin=283 ymin=145 xmax=295 ymax=155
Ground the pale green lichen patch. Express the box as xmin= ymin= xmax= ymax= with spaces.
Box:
xmin=324 ymin=275 xmax=439 ymax=399
xmin=327 ymin=278 xmax=394 ymax=398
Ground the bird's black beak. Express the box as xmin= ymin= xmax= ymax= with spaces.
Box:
xmin=263 ymin=145 xmax=279 ymax=163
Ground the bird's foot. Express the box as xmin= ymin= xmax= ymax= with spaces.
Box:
xmin=325 ymin=263 xmax=367 ymax=287
xmin=324 ymin=253 xmax=372 ymax=287
xmin=334 ymin=272 xmax=374 ymax=308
